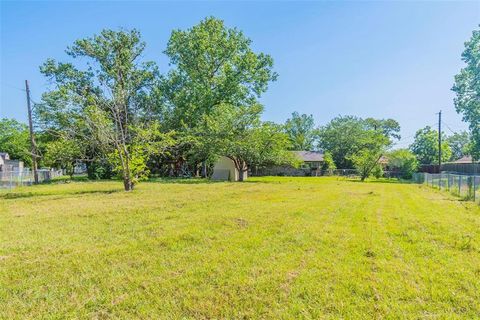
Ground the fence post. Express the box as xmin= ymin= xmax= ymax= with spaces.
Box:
xmin=473 ymin=176 xmax=476 ymax=202
xmin=459 ymin=175 xmax=462 ymax=197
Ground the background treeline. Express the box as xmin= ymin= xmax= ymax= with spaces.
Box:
xmin=1 ymin=19 xmax=478 ymax=189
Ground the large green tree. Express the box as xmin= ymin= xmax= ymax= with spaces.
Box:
xmin=446 ymin=131 xmax=471 ymax=161
xmin=348 ymin=129 xmax=390 ymax=181
xmin=161 ymin=17 xmax=277 ymax=176
xmin=318 ymin=116 xmax=398 ymax=169
xmin=410 ymin=126 xmax=452 ymax=165
xmin=204 ymin=104 xmax=294 ymax=181
xmin=0 ymin=118 xmax=31 ymax=166
xmin=43 ymin=137 xmax=82 ymax=177
xmin=284 ymin=112 xmax=318 ymax=151
xmin=39 ymin=29 xmax=171 ymax=190
xmin=452 ymin=27 xmax=480 ymax=160
xmin=364 ymin=118 xmax=401 ymax=141
xmin=387 ymin=149 xmax=418 ymax=179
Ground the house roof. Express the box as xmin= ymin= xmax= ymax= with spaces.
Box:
xmin=292 ymin=151 xmax=324 ymax=162
xmin=0 ymin=152 xmax=9 ymax=160
xmin=450 ymin=155 xmax=478 ymax=164
xmin=378 ymin=155 xmax=389 ymax=164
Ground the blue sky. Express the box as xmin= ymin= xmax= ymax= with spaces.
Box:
xmin=1 ymin=1 xmax=479 ymax=147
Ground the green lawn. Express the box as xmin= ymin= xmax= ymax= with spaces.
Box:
xmin=1 ymin=177 xmax=480 ymax=319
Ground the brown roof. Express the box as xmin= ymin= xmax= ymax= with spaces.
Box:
xmin=378 ymin=155 xmax=389 ymax=164
xmin=292 ymin=151 xmax=324 ymax=162
xmin=450 ymin=155 xmax=477 ymax=164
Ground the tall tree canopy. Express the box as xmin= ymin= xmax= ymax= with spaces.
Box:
xmin=364 ymin=118 xmax=401 ymax=141
xmin=409 ymin=126 xmax=452 ymax=165
xmin=161 ymin=17 xmax=278 ymax=175
xmin=452 ymin=27 xmax=480 ymax=160
xmin=317 ymin=116 xmax=397 ymax=169
xmin=39 ymin=29 xmax=172 ymax=190
xmin=284 ymin=112 xmax=318 ymax=151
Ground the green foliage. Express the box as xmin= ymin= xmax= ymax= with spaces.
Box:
xmin=410 ymin=126 xmax=452 ymax=165
xmin=284 ymin=112 xmax=318 ymax=151
xmin=321 ymin=151 xmax=336 ymax=172
xmin=371 ymin=165 xmax=384 ymax=179
xmin=387 ymin=149 xmax=418 ymax=179
xmin=43 ymin=137 xmax=82 ymax=176
xmin=452 ymin=26 xmax=480 ymax=160
xmin=87 ymin=160 xmax=113 ymax=180
xmin=107 ymin=122 xmax=176 ymax=185
xmin=39 ymin=28 xmax=166 ymax=190
xmin=318 ymin=116 xmax=394 ymax=169
xmin=364 ymin=118 xmax=401 ymax=141
xmin=199 ymin=103 xmax=293 ymax=180
xmin=163 ymin=17 xmax=277 ymax=126
xmin=348 ymin=128 xmax=390 ymax=181
xmin=161 ymin=17 xmax=278 ymax=174
xmin=446 ymin=131 xmax=471 ymax=161
xmin=318 ymin=116 xmax=365 ymax=168
xmin=0 ymin=118 xmax=31 ymax=166
xmin=349 ymin=149 xmax=382 ymax=181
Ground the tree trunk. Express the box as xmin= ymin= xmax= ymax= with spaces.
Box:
xmin=123 ymin=176 xmax=134 ymax=191
xmin=201 ymin=161 xmax=207 ymax=178
xmin=238 ymin=169 xmax=246 ymax=182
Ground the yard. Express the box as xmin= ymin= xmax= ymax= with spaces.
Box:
xmin=1 ymin=177 xmax=479 ymax=319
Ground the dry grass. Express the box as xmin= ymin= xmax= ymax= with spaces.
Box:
xmin=1 ymin=177 xmax=479 ymax=319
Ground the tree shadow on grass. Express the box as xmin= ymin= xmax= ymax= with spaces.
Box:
xmin=0 ymin=189 xmax=122 ymax=200
xmin=344 ymin=178 xmax=414 ymax=185
xmin=145 ymin=178 xmax=227 ymax=185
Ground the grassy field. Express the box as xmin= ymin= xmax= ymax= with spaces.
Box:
xmin=1 ymin=177 xmax=480 ymax=319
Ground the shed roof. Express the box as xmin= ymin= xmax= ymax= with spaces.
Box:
xmin=292 ymin=151 xmax=324 ymax=162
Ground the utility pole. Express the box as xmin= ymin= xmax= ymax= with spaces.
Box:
xmin=25 ymin=80 xmax=38 ymax=184
xmin=438 ymin=110 xmax=442 ymax=169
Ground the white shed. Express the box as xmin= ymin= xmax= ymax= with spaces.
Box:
xmin=211 ymin=156 xmax=247 ymax=181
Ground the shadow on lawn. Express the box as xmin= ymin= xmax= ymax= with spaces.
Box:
xmin=0 ymin=189 xmax=121 ymax=200
xmin=344 ymin=178 xmax=414 ymax=185
xmin=146 ymin=178 xmax=225 ymax=185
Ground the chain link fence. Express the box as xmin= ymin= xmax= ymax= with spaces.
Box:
xmin=413 ymin=172 xmax=480 ymax=204
xmin=0 ymin=169 xmax=63 ymax=189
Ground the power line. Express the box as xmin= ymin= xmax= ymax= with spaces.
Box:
xmin=441 ymin=120 xmax=466 ymax=135
xmin=1 ymin=82 xmax=26 ymax=92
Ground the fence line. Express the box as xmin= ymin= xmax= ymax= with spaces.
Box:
xmin=413 ymin=172 xmax=480 ymax=205
xmin=0 ymin=169 xmax=63 ymax=189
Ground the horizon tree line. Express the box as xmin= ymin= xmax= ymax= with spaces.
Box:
xmin=0 ymin=20 xmax=478 ymax=188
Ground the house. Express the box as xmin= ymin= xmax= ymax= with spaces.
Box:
xmin=450 ymin=155 xmax=477 ymax=164
xmin=293 ymin=151 xmax=324 ymax=169
xmin=0 ymin=153 xmax=9 ymax=171
xmin=211 ymin=156 xmax=247 ymax=181
xmin=0 ymin=152 xmax=24 ymax=172
xmin=251 ymin=151 xmax=325 ymax=177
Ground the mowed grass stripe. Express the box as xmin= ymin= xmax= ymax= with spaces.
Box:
xmin=0 ymin=177 xmax=479 ymax=319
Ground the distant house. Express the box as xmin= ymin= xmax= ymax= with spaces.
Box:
xmin=251 ymin=151 xmax=325 ymax=177
xmin=0 ymin=153 xmax=7 ymax=171
xmin=450 ymin=155 xmax=477 ymax=164
xmin=211 ymin=156 xmax=247 ymax=181
xmin=293 ymin=151 xmax=324 ymax=169
xmin=0 ymin=153 xmax=10 ymax=172
xmin=0 ymin=152 xmax=24 ymax=172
